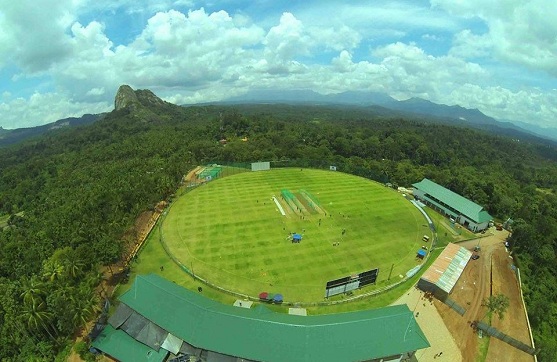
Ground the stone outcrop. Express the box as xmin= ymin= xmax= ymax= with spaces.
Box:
xmin=114 ymin=85 xmax=140 ymax=111
xmin=114 ymin=85 xmax=169 ymax=111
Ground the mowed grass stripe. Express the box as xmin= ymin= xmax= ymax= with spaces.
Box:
xmin=162 ymin=168 xmax=427 ymax=302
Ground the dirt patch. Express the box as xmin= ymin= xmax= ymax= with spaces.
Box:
xmin=184 ymin=165 xmax=202 ymax=182
xmin=433 ymin=231 xmax=534 ymax=362
xmin=485 ymin=246 xmax=534 ymax=361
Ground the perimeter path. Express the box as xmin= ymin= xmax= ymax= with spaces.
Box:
xmin=392 ymin=287 xmax=463 ymax=361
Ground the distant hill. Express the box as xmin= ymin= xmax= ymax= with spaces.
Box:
xmin=0 ymin=113 xmax=103 ymax=147
xmin=509 ymin=120 xmax=557 ymax=143
xmin=204 ymin=89 xmax=557 ymax=145
xmin=3 ymin=88 xmax=556 ymax=148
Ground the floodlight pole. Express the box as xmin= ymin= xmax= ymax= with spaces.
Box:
xmin=388 ymin=263 xmax=394 ymax=280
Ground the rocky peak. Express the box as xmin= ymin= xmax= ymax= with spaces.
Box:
xmin=114 ymin=85 xmax=169 ymax=112
xmin=135 ymin=89 xmax=167 ymax=108
xmin=114 ymin=85 xmax=140 ymax=111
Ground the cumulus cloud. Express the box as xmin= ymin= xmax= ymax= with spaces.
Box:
xmin=0 ymin=2 xmax=555 ymax=131
xmin=448 ymin=85 xmax=557 ymax=128
xmin=371 ymin=42 xmax=487 ymax=98
xmin=450 ymin=30 xmax=493 ymax=59
xmin=0 ymin=92 xmax=110 ymax=129
xmin=264 ymin=13 xmax=311 ymax=63
xmin=432 ymin=0 xmax=557 ymax=75
xmin=0 ymin=0 xmax=76 ymax=72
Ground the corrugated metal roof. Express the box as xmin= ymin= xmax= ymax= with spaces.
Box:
xmin=92 ymin=325 xmax=168 ymax=362
xmin=420 ymin=243 xmax=472 ymax=294
xmin=118 ymin=274 xmax=430 ymax=362
xmin=412 ymin=178 xmax=492 ymax=223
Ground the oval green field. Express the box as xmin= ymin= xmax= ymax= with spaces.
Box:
xmin=162 ymin=168 xmax=429 ymax=303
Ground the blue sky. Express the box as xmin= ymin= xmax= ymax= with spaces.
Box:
xmin=0 ymin=0 xmax=556 ymax=129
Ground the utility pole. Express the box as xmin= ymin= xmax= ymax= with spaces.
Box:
xmin=388 ymin=263 xmax=394 ymax=280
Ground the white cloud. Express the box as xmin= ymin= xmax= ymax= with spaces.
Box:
xmin=421 ymin=33 xmax=442 ymax=41
xmin=0 ymin=2 xmax=554 ymax=131
xmin=0 ymin=0 xmax=77 ymax=72
xmin=448 ymin=85 xmax=557 ymax=128
xmin=264 ymin=12 xmax=311 ymax=63
xmin=449 ymin=30 xmax=492 ymax=59
xmin=86 ymin=87 xmax=106 ymax=96
xmin=432 ymin=0 xmax=557 ymax=75
xmin=0 ymin=92 xmax=110 ymax=129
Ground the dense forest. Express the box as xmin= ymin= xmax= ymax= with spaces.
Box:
xmin=0 ymin=90 xmax=556 ymax=361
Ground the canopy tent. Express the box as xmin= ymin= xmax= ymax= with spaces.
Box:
xmin=273 ymin=294 xmax=283 ymax=304
xmin=258 ymin=292 xmax=270 ymax=301
xmin=292 ymin=234 xmax=302 ymax=243
xmin=417 ymin=249 xmax=427 ymax=259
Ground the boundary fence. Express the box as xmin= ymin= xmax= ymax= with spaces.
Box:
xmin=516 ymin=267 xmax=539 ymax=361
xmin=475 ymin=321 xmax=537 ymax=356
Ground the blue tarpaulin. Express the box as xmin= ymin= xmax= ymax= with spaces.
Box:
xmin=417 ymin=249 xmax=427 ymax=258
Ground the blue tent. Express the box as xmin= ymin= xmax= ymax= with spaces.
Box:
xmin=273 ymin=294 xmax=283 ymax=304
xmin=292 ymin=234 xmax=302 ymax=243
xmin=417 ymin=249 xmax=427 ymax=259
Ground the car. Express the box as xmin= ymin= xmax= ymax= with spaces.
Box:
xmin=471 ymin=254 xmax=480 ymax=260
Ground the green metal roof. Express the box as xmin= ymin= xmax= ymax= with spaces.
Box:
xmin=477 ymin=210 xmax=492 ymax=223
xmin=118 ymin=274 xmax=429 ymax=362
xmin=412 ymin=178 xmax=492 ymax=223
xmin=92 ymin=325 xmax=168 ymax=362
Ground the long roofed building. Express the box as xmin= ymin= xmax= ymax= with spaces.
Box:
xmin=412 ymin=178 xmax=492 ymax=232
xmin=93 ymin=274 xmax=430 ymax=362
xmin=417 ymin=243 xmax=472 ymax=301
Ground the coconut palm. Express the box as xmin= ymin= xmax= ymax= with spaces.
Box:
xmin=62 ymin=252 xmax=85 ymax=280
xmin=20 ymin=276 xmax=46 ymax=307
xmin=42 ymin=260 xmax=64 ymax=283
xmin=21 ymin=299 xmax=57 ymax=343
xmin=71 ymin=292 xmax=101 ymax=328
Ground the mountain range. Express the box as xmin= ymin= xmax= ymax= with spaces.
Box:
xmin=220 ymin=89 xmax=557 ymax=144
xmin=0 ymin=113 xmax=102 ymax=147
xmin=1 ymin=89 xmax=556 ymax=147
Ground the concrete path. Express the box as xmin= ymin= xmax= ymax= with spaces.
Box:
xmin=393 ymin=286 xmax=462 ymax=361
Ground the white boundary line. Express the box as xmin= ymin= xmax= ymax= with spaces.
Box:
xmin=272 ymin=196 xmax=286 ymax=216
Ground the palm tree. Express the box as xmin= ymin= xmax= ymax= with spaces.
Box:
xmin=62 ymin=252 xmax=85 ymax=280
xmin=20 ymin=276 xmax=45 ymax=307
xmin=71 ymin=292 xmax=101 ymax=329
xmin=21 ymin=300 xmax=57 ymax=343
xmin=42 ymin=260 xmax=64 ymax=283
